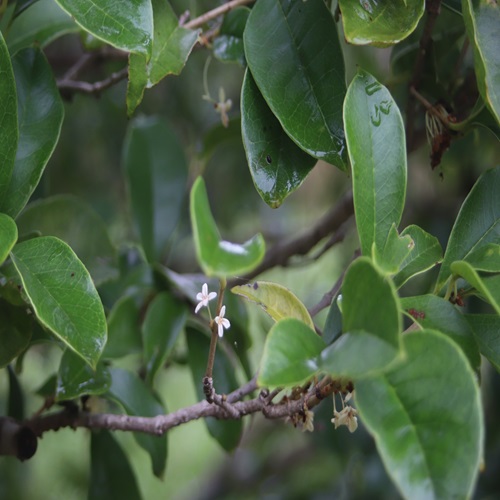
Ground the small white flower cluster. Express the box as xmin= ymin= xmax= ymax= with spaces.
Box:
xmin=195 ymin=283 xmax=230 ymax=338
xmin=331 ymin=391 xmax=358 ymax=433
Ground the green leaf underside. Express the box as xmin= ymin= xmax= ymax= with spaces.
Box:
xmin=451 ymin=260 xmax=500 ymax=314
xmin=319 ymin=258 xmax=402 ymax=377
xmin=190 ymin=177 xmax=265 ymax=277
xmin=127 ymin=0 xmax=199 ymax=115
xmin=56 ymin=349 xmax=110 ymax=401
xmin=186 ymin=326 xmax=243 ymax=451
xmin=90 ymin=430 xmax=141 ymax=500
xmin=356 ymin=330 xmax=483 ymax=500
xmin=393 ymin=225 xmax=443 ymax=288
xmin=339 ymin=0 xmax=425 ymax=46
xmin=16 ymin=195 xmax=118 ymax=285
xmin=232 ymin=281 xmax=314 ymax=329
xmin=401 ymin=295 xmax=480 ymax=370
xmin=10 ymin=236 xmax=106 ymax=368
xmin=0 ymin=213 xmax=17 ymax=265
xmin=436 ymin=166 xmax=500 ymax=291
xmin=344 ymin=69 xmax=407 ymax=257
xmin=6 ymin=0 xmax=78 ymax=55
xmin=241 ymin=70 xmax=316 ymax=208
xmin=0 ymin=32 xmax=18 ymax=202
xmin=373 ymin=224 xmax=414 ymax=274
xmin=143 ymin=292 xmax=187 ymax=386
xmin=258 ymin=318 xmax=325 ymax=388
xmin=213 ymin=7 xmax=250 ymax=66
xmin=244 ymin=0 xmax=347 ymax=168
xmin=465 ymin=313 xmax=500 ymax=372
xmin=463 ymin=0 xmax=500 ymax=124
xmin=107 ymin=367 xmax=167 ymax=478
xmin=123 ymin=116 xmax=188 ymax=262
xmin=0 ymin=48 xmax=64 ymax=219
xmin=465 ymin=242 xmax=500 ymax=272
xmin=54 ymin=0 xmax=153 ymax=56
xmin=0 ymin=302 xmax=32 ymax=368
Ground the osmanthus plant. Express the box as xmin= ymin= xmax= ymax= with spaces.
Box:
xmin=0 ymin=0 xmax=499 ymax=498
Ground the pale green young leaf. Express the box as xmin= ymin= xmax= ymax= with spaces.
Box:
xmin=373 ymin=224 xmax=414 ymax=274
xmin=465 ymin=243 xmax=500 ymax=272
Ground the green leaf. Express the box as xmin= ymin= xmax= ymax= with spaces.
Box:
xmin=258 ymin=318 xmax=325 ymax=388
xmin=7 ymin=365 xmax=24 ymax=421
xmin=213 ymin=7 xmax=249 ymax=66
xmin=0 ymin=213 xmax=17 ymax=265
xmin=0 ymin=32 xmax=18 ymax=203
xmin=89 ymin=430 xmax=142 ymax=500
xmin=401 ymin=295 xmax=480 ymax=370
xmin=186 ymin=326 xmax=243 ymax=451
xmin=355 ymin=330 xmax=483 ymax=500
xmin=54 ymin=0 xmax=153 ymax=56
xmin=10 ymin=236 xmax=107 ymax=368
xmin=103 ymin=295 xmax=142 ymax=359
xmin=231 ymin=280 xmax=314 ymax=330
xmin=6 ymin=0 xmax=78 ymax=55
xmin=339 ymin=0 xmax=425 ymax=46
xmin=465 ymin=314 xmax=500 ymax=372
xmin=107 ymin=367 xmax=167 ymax=478
xmin=319 ymin=258 xmax=402 ymax=378
xmin=190 ymin=177 xmax=265 ymax=277
xmin=323 ymin=297 xmax=343 ymax=345
xmin=126 ymin=0 xmax=199 ymax=115
xmin=463 ymin=0 xmax=500 ymax=124
xmin=143 ymin=292 xmax=187 ymax=386
xmin=393 ymin=225 xmax=443 ymax=288
xmin=443 ymin=0 xmax=462 ymax=14
xmin=13 ymin=0 xmax=41 ymax=19
xmin=451 ymin=260 xmax=500 ymax=314
xmin=56 ymin=349 xmax=110 ymax=401
xmin=241 ymin=70 xmax=316 ymax=208
xmin=436 ymin=166 xmax=500 ymax=291
xmin=16 ymin=195 xmax=118 ymax=285
xmin=344 ymin=69 xmax=407 ymax=257
xmin=244 ymin=0 xmax=347 ymax=168
xmin=373 ymin=224 xmax=414 ymax=274
xmin=0 ymin=301 xmax=32 ymax=368
xmin=123 ymin=116 xmax=188 ymax=262
xmin=0 ymin=49 xmax=64 ymax=218
xmin=465 ymin=243 xmax=500 ymax=272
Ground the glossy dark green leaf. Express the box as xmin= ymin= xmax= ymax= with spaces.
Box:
xmin=356 ymin=330 xmax=483 ymax=500
xmin=0 ymin=301 xmax=32 ymax=368
xmin=103 ymin=295 xmax=142 ymax=359
xmin=127 ymin=0 xmax=199 ymax=115
xmin=190 ymin=177 xmax=265 ymax=277
xmin=186 ymin=326 xmax=243 ymax=451
xmin=339 ymin=0 xmax=425 ymax=46
xmin=344 ymin=69 xmax=407 ymax=257
xmin=320 ymin=258 xmax=402 ymax=378
xmin=465 ymin=243 xmax=500 ymax=272
xmin=241 ymin=70 xmax=316 ymax=208
xmin=463 ymin=0 xmax=500 ymax=124
xmin=89 ymin=430 xmax=142 ymax=500
xmin=0 ymin=49 xmax=64 ymax=218
xmin=400 ymin=295 xmax=480 ymax=370
xmin=7 ymin=365 xmax=24 ymax=420
xmin=143 ymin=292 xmax=187 ymax=386
xmin=451 ymin=260 xmax=500 ymax=314
xmin=54 ymin=0 xmax=153 ymax=56
xmin=465 ymin=314 xmax=500 ymax=372
xmin=6 ymin=0 xmax=78 ymax=55
xmin=443 ymin=0 xmax=462 ymax=14
xmin=244 ymin=0 xmax=347 ymax=168
xmin=373 ymin=224 xmax=414 ymax=274
xmin=436 ymin=166 xmax=500 ymax=291
xmin=213 ymin=7 xmax=249 ymax=66
xmin=16 ymin=195 xmax=118 ymax=285
xmin=123 ymin=116 xmax=188 ymax=262
xmin=258 ymin=318 xmax=325 ymax=388
xmin=323 ymin=297 xmax=343 ymax=345
xmin=10 ymin=236 xmax=107 ymax=368
xmin=0 ymin=214 xmax=17 ymax=265
xmin=56 ymin=349 xmax=110 ymax=401
xmin=0 ymin=32 xmax=18 ymax=203
xmin=107 ymin=367 xmax=167 ymax=478
xmin=393 ymin=225 xmax=443 ymax=288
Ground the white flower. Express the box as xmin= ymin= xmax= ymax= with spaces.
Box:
xmin=195 ymin=283 xmax=217 ymax=314
xmin=214 ymin=305 xmax=230 ymax=338
xmin=302 ymin=409 xmax=314 ymax=432
xmin=331 ymin=405 xmax=358 ymax=433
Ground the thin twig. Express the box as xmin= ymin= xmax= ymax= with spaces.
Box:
xmin=184 ymin=0 xmax=255 ymax=30
xmin=57 ymin=66 xmax=128 ymax=97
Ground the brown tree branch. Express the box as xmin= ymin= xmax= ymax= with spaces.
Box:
xmin=183 ymin=0 xmax=255 ymax=30
xmin=57 ymin=66 xmax=128 ymax=98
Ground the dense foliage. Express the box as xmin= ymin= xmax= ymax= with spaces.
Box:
xmin=1 ymin=0 xmax=499 ymax=498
